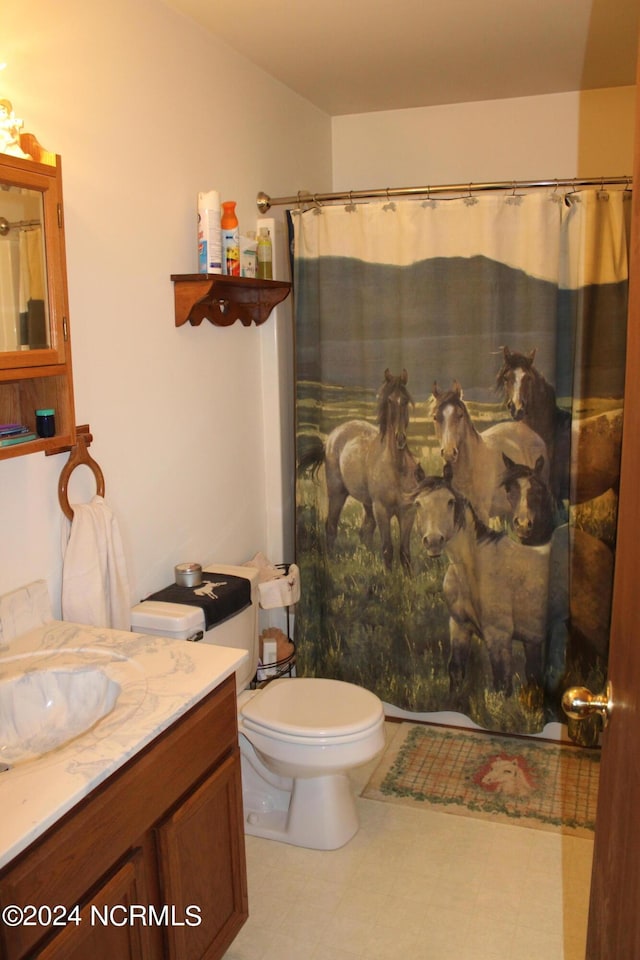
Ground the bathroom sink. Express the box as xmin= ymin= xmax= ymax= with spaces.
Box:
xmin=0 ymin=663 xmax=121 ymax=765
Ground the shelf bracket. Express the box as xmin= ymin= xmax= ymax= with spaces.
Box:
xmin=171 ymin=275 xmax=291 ymax=328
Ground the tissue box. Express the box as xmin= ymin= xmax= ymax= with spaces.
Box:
xmin=243 ymin=553 xmax=301 ymax=609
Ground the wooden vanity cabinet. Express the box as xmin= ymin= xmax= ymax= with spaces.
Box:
xmin=0 ymin=674 xmax=248 ymax=960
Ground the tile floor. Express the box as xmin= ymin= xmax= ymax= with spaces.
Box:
xmin=223 ymin=722 xmax=594 ymax=960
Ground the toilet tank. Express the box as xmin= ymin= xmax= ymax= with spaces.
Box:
xmin=130 ymin=563 xmax=260 ymax=691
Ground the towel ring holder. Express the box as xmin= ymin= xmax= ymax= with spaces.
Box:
xmin=58 ymin=424 xmax=105 ymax=521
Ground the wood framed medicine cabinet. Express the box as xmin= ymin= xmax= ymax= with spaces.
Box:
xmin=0 ymin=149 xmax=76 ymax=460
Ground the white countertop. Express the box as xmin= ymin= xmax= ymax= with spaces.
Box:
xmin=0 ymin=620 xmax=247 ymax=868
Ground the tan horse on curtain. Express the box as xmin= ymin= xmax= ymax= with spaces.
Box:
xmin=298 ymin=369 xmax=424 ymax=572
xmin=430 ymin=381 xmax=548 ymax=525
xmin=411 ymin=473 xmax=549 ymax=698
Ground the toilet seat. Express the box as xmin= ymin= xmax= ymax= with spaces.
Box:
xmin=240 ymin=677 xmax=384 ymax=742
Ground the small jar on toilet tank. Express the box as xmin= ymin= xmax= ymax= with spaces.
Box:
xmin=175 ymin=563 xmax=203 ymax=587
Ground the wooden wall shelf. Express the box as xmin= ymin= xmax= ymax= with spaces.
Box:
xmin=171 ymin=274 xmax=291 ymax=328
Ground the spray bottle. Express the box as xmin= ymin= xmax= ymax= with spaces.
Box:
xmin=221 ymin=201 xmax=240 ymax=276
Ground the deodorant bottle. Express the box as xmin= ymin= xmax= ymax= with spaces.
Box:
xmin=221 ymin=201 xmax=240 ymax=276
xmin=197 ymin=190 xmax=222 ymax=274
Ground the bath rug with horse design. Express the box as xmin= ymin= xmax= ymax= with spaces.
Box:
xmin=362 ymin=722 xmax=599 ymax=836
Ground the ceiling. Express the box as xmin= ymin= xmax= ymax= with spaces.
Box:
xmin=164 ymin=0 xmax=638 ymax=116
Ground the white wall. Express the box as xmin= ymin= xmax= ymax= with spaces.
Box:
xmin=0 ymin=0 xmax=332 ymax=613
xmin=332 ymin=86 xmax=636 ymax=190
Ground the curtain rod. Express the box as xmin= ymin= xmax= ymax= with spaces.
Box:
xmin=256 ymin=176 xmax=632 ymax=213
xmin=0 ymin=216 xmax=40 ymax=236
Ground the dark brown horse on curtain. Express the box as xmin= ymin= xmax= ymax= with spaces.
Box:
xmin=495 ymin=346 xmax=571 ymax=503
xmin=500 ymin=453 xmax=556 ymax=545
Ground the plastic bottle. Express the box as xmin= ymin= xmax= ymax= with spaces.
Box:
xmin=197 ymin=190 xmax=222 ymax=274
xmin=240 ymin=231 xmax=258 ymax=278
xmin=221 ymin=201 xmax=240 ymax=277
xmin=257 ymin=227 xmax=272 ymax=280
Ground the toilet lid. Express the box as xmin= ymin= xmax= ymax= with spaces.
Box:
xmin=241 ymin=677 xmax=383 ymax=739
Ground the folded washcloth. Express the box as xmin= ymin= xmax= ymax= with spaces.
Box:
xmin=243 ymin=551 xmax=282 ymax=583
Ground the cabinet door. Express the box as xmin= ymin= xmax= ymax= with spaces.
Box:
xmin=35 ymin=849 xmax=156 ymax=960
xmin=156 ymin=751 xmax=248 ymax=960
xmin=0 ymin=154 xmax=70 ymax=369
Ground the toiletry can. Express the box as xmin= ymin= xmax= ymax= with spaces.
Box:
xmin=198 ymin=190 xmax=222 ymax=274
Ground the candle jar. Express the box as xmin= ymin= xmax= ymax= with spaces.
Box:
xmin=35 ymin=408 xmax=56 ymax=438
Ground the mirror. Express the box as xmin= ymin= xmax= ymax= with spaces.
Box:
xmin=0 ymin=184 xmax=49 ymax=351
xmin=0 ymin=112 xmax=69 ymax=370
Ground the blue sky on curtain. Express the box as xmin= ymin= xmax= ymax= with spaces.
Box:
xmin=293 ymin=189 xmax=629 ymax=738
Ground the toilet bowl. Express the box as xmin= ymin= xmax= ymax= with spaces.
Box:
xmin=130 ymin=563 xmax=385 ymax=850
xmin=238 ymin=676 xmax=385 ymax=849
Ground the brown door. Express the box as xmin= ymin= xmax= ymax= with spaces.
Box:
xmin=584 ymin=50 xmax=640 ymax=960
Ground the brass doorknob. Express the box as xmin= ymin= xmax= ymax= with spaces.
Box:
xmin=561 ymin=681 xmax=613 ymax=728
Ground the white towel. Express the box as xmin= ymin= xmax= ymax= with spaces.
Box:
xmin=61 ymin=495 xmax=130 ymax=630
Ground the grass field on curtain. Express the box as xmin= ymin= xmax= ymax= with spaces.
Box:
xmin=295 ymin=380 xmax=617 ymax=734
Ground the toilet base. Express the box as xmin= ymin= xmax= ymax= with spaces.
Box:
xmin=243 ymin=767 xmax=360 ymax=850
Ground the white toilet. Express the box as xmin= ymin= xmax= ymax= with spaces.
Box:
xmin=130 ymin=563 xmax=385 ymax=850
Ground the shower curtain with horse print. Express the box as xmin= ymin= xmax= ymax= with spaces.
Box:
xmin=293 ymin=188 xmax=630 ymax=739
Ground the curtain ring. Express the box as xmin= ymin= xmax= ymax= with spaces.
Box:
xmin=383 ymin=187 xmax=396 ymax=211
xmin=463 ymin=183 xmax=479 ymax=206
